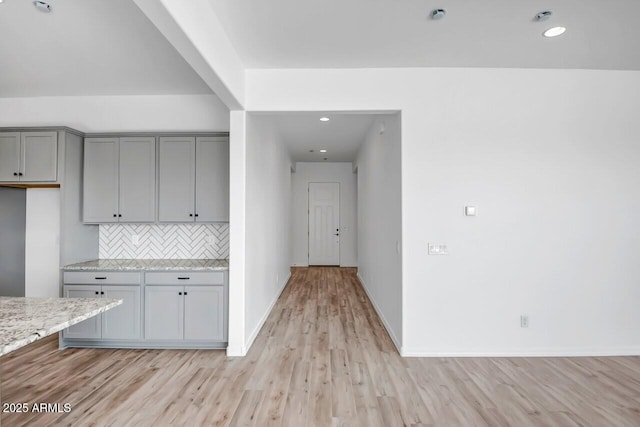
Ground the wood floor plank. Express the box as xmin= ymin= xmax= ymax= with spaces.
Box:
xmin=2 ymin=266 xmax=640 ymax=426
xmin=228 ymin=390 xmax=263 ymax=427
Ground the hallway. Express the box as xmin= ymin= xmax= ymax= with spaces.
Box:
xmin=2 ymin=267 xmax=640 ymax=426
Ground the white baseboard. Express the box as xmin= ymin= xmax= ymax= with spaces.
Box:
xmin=226 ymin=345 xmax=244 ymax=357
xmin=243 ymin=271 xmax=291 ymax=354
xmin=400 ymin=346 xmax=640 ymax=358
xmin=356 ymin=272 xmax=402 ymax=354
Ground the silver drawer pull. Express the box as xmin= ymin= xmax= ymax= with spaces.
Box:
xmin=177 ymin=277 xmax=190 ymax=280
xmin=95 ymin=277 xmax=107 ymax=280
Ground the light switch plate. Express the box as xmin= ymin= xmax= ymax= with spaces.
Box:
xmin=465 ymin=206 xmax=477 ymax=216
xmin=428 ymin=243 xmax=449 ymax=255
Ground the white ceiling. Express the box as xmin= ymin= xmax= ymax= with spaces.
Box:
xmin=264 ymin=113 xmax=377 ymax=162
xmin=4 ymin=0 xmax=631 ymax=156
xmin=0 ymin=0 xmax=211 ymax=97
xmin=208 ymin=0 xmax=640 ymax=70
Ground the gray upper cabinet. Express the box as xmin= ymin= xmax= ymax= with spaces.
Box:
xmin=21 ymin=132 xmax=58 ymax=181
xmin=119 ymin=137 xmax=157 ymax=222
xmin=158 ymin=136 xmax=229 ymax=223
xmin=0 ymin=133 xmax=20 ymax=181
xmin=196 ymin=137 xmax=229 ymax=222
xmin=83 ymin=137 xmax=156 ymax=223
xmin=0 ymin=131 xmax=57 ymax=182
xmin=158 ymin=137 xmax=196 ymax=222
xmin=83 ymin=138 xmax=119 ymax=223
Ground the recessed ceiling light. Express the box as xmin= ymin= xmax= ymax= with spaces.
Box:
xmin=320 ymin=149 xmax=327 ymax=153
xmin=319 ymin=117 xmax=330 ymax=122
xmin=543 ymin=26 xmax=566 ymax=38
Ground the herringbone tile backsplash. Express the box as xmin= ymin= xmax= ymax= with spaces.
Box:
xmin=99 ymin=224 xmax=229 ymax=259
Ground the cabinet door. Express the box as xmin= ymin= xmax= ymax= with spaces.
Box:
xmin=195 ymin=137 xmax=229 ymax=222
xmin=102 ymin=286 xmax=141 ymax=340
xmin=158 ymin=137 xmax=195 ymax=222
xmin=21 ymin=132 xmax=58 ymax=181
xmin=119 ymin=137 xmax=156 ymax=222
xmin=145 ymin=286 xmax=184 ymax=340
xmin=0 ymin=133 xmax=21 ymax=181
xmin=83 ymin=138 xmax=119 ymax=223
xmin=184 ymin=285 xmax=225 ymax=341
xmin=63 ymin=285 xmax=102 ymax=339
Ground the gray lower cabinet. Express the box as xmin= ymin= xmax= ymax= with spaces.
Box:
xmin=145 ymin=285 xmax=184 ymax=340
xmin=62 ymin=269 xmax=227 ymax=349
xmin=63 ymin=286 xmax=102 ymax=339
xmin=145 ymin=285 xmax=225 ymax=341
xmin=145 ymin=271 xmax=226 ymax=342
xmin=184 ymin=285 xmax=225 ymax=340
xmin=63 ymin=284 xmax=141 ymax=340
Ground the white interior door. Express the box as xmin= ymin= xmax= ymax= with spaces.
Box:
xmin=308 ymin=182 xmax=340 ymax=265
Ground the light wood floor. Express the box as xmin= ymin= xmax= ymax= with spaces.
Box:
xmin=2 ymin=267 xmax=640 ymax=426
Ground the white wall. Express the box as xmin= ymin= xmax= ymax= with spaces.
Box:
xmin=244 ymin=114 xmax=292 ymax=351
xmin=291 ymin=162 xmax=357 ymax=267
xmin=0 ymin=94 xmax=229 ymax=132
xmin=356 ymin=114 xmax=402 ymax=350
xmin=134 ymin=0 xmax=245 ymax=109
xmin=228 ymin=110 xmax=247 ymax=356
xmin=246 ymin=67 xmax=640 ymax=356
xmin=25 ymin=189 xmax=60 ymax=298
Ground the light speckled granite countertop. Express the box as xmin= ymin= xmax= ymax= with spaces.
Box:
xmin=0 ymin=297 xmax=121 ymax=356
xmin=63 ymin=259 xmax=229 ymax=271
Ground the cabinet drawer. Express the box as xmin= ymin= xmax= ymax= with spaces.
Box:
xmin=63 ymin=271 xmax=141 ymax=285
xmin=145 ymin=271 xmax=224 ymax=285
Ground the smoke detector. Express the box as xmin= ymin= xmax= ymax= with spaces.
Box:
xmin=535 ymin=11 xmax=552 ymax=22
xmin=33 ymin=1 xmax=52 ymax=12
xmin=430 ymin=9 xmax=446 ymax=20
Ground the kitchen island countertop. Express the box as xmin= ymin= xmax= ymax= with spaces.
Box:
xmin=62 ymin=259 xmax=229 ymax=272
xmin=0 ymin=297 xmax=121 ymax=357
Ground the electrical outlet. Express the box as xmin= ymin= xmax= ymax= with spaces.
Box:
xmin=520 ymin=315 xmax=529 ymax=328
xmin=132 ymin=235 xmax=139 ymax=246
xmin=205 ymin=235 xmax=215 ymax=245
xmin=428 ymin=243 xmax=448 ymax=255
